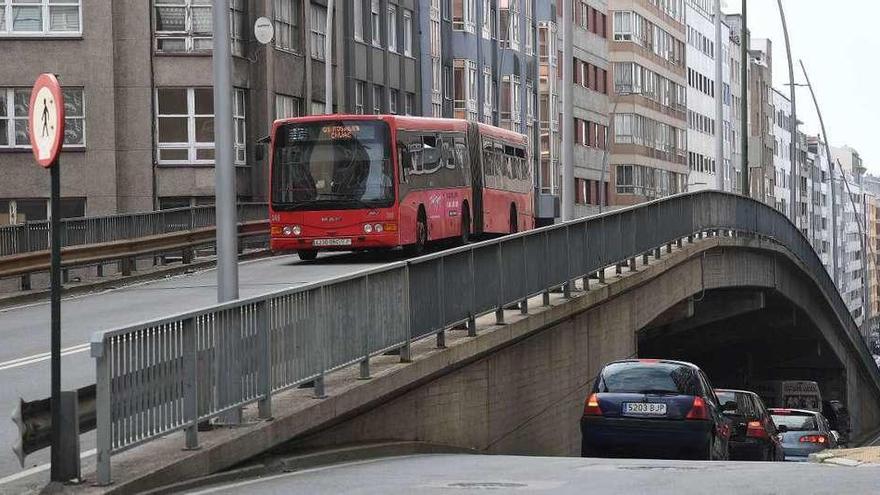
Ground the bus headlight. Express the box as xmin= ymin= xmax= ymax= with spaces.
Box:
xmin=292 ymin=225 xmax=302 ymax=236
xmin=282 ymin=226 xmax=293 ymax=236
xmin=363 ymin=223 xmax=373 ymax=234
xmin=373 ymin=223 xmax=383 ymax=233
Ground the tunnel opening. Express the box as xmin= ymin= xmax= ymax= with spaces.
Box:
xmin=637 ymin=289 xmax=847 ymax=407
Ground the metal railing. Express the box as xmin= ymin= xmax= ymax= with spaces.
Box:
xmin=0 ymin=204 xmax=268 ymax=257
xmin=89 ymin=191 xmax=880 ymax=485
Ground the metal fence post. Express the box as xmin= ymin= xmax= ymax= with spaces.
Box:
xmin=93 ymin=337 xmax=112 ymax=486
xmin=400 ymin=266 xmax=413 ymax=362
xmin=359 ymin=276 xmax=371 ymax=379
xmin=256 ymin=301 xmax=272 ymax=419
xmin=182 ymin=317 xmax=199 ymax=449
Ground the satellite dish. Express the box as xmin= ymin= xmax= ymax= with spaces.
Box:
xmin=254 ymin=17 xmax=274 ymax=45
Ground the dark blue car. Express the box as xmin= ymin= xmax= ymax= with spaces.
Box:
xmin=581 ymin=359 xmax=731 ymax=460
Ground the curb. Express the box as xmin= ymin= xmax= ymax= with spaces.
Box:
xmin=140 ymin=442 xmax=478 ymax=495
xmin=808 ymin=451 xmax=864 ymax=467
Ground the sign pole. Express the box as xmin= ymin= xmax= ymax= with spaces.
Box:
xmin=28 ymin=73 xmax=79 ymax=481
xmin=49 ymin=158 xmax=61 ymax=481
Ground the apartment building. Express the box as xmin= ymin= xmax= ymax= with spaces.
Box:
xmin=771 ymin=88 xmax=792 ymax=217
xmin=684 ymin=0 xmax=726 ymax=192
xmin=832 ymin=145 xmax=867 ymax=327
xmin=0 ymin=0 xmax=422 ymax=223
xmin=747 ymin=38 xmax=774 ymax=206
xmin=724 ymin=12 xmax=747 ymax=195
xmin=863 ymin=174 xmax=880 ymax=334
xmin=608 ymin=0 xmax=688 ymax=205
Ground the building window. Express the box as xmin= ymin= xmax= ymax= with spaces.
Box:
xmin=274 ymin=0 xmax=302 ymax=53
xmin=233 ymin=88 xmax=246 ymax=164
xmin=387 ymin=4 xmax=397 ymax=52
xmin=500 ymin=74 xmax=520 ymax=130
xmin=0 ymin=87 xmax=84 ymax=148
xmin=372 ymin=86 xmax=382 ymax=114
xmin=156 ymin=87 xmax=215 ymax=165
xmin=275 ymin=93 xmax=302 ymax=119
xmin=453 ymin=59 xmax=478 ymax=121
xmin=402 ymin=9 xmax=413 ymax=56
xmin=370 ymin=0 xmax=381 ymax=46
xmin=481 ymin=0 xmax=490 ymax=38
xmin=353 ymin=0 xmax=363 ymax=41
xmin=452 ymin=0 xmax=475 ymax=32
xmin=389 ymin=89 xmax=398 ymax=114
xmin=499 ymin=0 xmax=519 ymax=50
xmin=310 ymin=2 xmax=327 ymax=60
xmin=405 ymin=93 xmax=415 ymax=115
xmin=354 ymin=81 xmax=365 ymax=114
xmin=0 ymin=0 xmax=81 ymax=35
xmin=153 ymin=0 xmax=246 ymax=56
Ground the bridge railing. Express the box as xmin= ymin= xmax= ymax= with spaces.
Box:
xmin=88 ymin=191 xmax=879 ymax=485
xmin=0 ymin=203 xmax=268 ymax=257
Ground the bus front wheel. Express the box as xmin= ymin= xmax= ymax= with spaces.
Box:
xmin=297 ymin=250 xmax=318 ymax=261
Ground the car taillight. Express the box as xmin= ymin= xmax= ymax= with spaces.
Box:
xmin=583 ymin=393 xmax=602 ymax=416
xmin=746 ymin=420 xmax=769 ymax=439
xmin=799 ymin=435 xmax=827 ymax=444
xmin=685 ymin=396 xmax=708 ymax=420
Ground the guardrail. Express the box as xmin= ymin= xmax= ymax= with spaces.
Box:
xmin=0 ymin=203 xmax=268 ymax=257
xmin=88 ymin=191 xmax=880 ymax=485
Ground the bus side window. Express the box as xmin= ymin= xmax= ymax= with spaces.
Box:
xmin=422 ymin=135 xmax=440 ymax=173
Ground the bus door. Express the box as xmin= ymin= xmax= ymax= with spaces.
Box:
xmin=468 ymin=124 xmax=485 ymax=234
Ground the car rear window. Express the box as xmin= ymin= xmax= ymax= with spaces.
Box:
xmin=771 ymin=413 xmax=818 ymax=431
xmin=716 ymin=391 xmax=755 ymax=416
xmin=598 ymin=362 xmax=700 ymax=395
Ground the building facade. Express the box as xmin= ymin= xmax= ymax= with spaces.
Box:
xmin=771 ymin=88 xmax=792 ymax=217
xmin=0 ymin=0 xmax=422 ymax=223
xmin=831 ymin=145 xmax=867 ymax=327
xmin=608 ymin=0 xmax=688 ymax=205
xmin=747 ymin=38 xmax=774 ymax=207
xmin=724 ymin=12 xmax=747 ymax=195
xmin=684 ymin=0 xmax=720 ymax=193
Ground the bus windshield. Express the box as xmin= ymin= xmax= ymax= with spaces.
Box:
xmin=272 ymin=121 xmax=393 ymax=210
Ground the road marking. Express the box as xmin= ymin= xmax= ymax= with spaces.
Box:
xmin=0 ymin=343 xmax=90 ymax=371
xmin=0 ymin=449 xmax=96 ymax=486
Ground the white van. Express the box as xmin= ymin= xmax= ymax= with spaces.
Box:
xmin=751 ymin=380 xmax=822 ymax=412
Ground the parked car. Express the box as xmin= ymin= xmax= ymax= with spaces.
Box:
xmin=581 ymin=359 xmax=730 ymax=460
xmin=715 ymin=389 xmax=784 ymax=461
xmin=822 ymin=400 xmax=851 ymax=447
xmin=769 ymin=408 xmax=838 ymax=461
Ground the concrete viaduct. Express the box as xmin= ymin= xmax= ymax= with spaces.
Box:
xmin=85 ymin=229 xmax=880 ymax=493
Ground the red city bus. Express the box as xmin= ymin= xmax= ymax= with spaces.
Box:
xmin=269 ymin=115 xmax=534 ymax=260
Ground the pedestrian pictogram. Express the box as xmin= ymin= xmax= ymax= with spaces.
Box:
xmin=28 ymin=74 xmax=65 ymax=168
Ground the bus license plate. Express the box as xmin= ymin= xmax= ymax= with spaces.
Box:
xmin=312 ymin=238 xmax=352 ymax=247
xmin=623 ymin=403 xmax=667 ymax=416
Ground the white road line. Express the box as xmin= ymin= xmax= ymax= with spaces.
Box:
xmin=0 ymin=449 xmax=97 ymax=486
xmin=0 ymin=343 xmax=90 ymax=371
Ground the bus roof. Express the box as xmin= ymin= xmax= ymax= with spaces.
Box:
xmin=272 ymin=114 xmax=527 ymax=146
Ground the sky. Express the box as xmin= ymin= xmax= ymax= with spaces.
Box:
xmin=721 ymin=0 xmax=880 ymax=174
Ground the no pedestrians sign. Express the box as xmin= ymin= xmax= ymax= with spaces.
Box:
xmin=28 ymin=73 xmax=65 ymax=168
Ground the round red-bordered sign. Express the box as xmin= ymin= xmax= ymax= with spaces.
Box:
xmin=28 ymin=74 xmax=65 ymax=168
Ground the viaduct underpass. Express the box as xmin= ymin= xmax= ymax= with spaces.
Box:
xmin=640 ymin=290 xmax=848 ymax=408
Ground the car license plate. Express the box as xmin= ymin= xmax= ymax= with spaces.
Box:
xmin=623 ymin=402 xmax=667 ymax=416
xmin=312 ymin=238 xmax=352 ymax=247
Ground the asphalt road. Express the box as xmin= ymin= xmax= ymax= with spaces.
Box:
xmin=185 ymin=454 xmax=880 ymax=495
xmin=0 ymin=251 xmax=398 ymax=481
